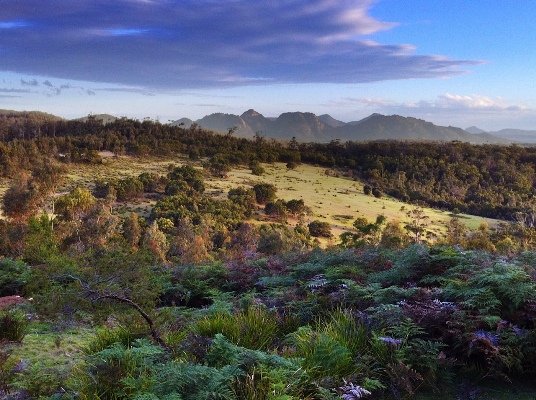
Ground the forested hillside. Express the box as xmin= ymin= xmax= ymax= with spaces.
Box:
xmin=0 ymin=116 xmax=534 ymax=220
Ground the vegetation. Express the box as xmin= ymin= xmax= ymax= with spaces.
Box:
xmin=0 ymin=116 xmax=533 ymax=220
xmin=0 ymin=115 xmax=536 ymax=398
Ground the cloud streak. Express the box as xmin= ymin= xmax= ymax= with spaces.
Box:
xmin=0 ymin=0 xmax=479 ymax=89
xmin=327 ymin=93 xmax=530 ymax=114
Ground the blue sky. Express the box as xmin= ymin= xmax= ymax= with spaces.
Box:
xmin=0 ymin=0 xmax=535 ymax=130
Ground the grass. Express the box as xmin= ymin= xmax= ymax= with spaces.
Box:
xmin=7 ymin=323 xmax=94 ymax=370
xmin=4 ymin=322 xmax=95 ymax=396
xmin=0 ymin=154 xmax=498 ymax=242
xmin=207 ymin=162 xmax=498 ymax=240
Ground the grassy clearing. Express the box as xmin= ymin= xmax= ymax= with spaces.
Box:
xmin=0 ymin=155 xmax=498 ymax=240
xmin=5 ymin=322 xmax=94 ymax=395
xmin=207 ymin=162 xmax=498 ymax=240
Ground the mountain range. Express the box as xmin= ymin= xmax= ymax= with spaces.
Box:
xmin=2 ymin=108 xmax=535 ymax=144
xmin=171 ymin=110 xmax=509 ymax=144
xmin=466 ymin=126 xmax=536 ymax=143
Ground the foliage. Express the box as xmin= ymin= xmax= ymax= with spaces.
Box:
xmin=253 ymin=183 xmax=277 ymax=204
xmin=196 ymin=306 xmax=279 ymax=350
xmin=0 ymin=309 xmax=28 ymax=342
xmin=308 ymin=220 xmax=332 ymax=238
xmin=0 ymin=258 xmax=30 ymax=296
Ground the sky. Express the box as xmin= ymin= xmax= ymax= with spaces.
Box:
xmin=1 ymin=0 xmax=536 ymax=130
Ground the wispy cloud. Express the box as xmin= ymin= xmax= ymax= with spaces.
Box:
xmin=0 ymin=0 xmax=479 ymax=89
xmin=0 ymin=88 xmax=32 ymax=93
xmin=90 ymin=28 xmax=151 ymax=37
xmin=433 ymin=93 xmax=527 ymax=111
xmin=0 ymin=20 xmax=29 ymax=29
xmin=94 ymin=87 xmax=154 ymax=96
xmin=327 ymin=93 xmax=529 ymax=114
xmin=21 ymin=78 xmax=39 ymax=86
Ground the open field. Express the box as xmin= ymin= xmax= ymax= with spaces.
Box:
xmin=0 ymin=154 xmax=499 ymax=240
xmin=64 ymin=156 xmax=498 ymax=240
xmin=206 ymin=162 xmax=498 ymax=240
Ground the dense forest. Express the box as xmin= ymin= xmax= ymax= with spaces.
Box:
xmin=0 ymin=116 xmax=534 ymax=221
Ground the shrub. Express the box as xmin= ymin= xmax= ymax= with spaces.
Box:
xmin=308 ymin=220 xmax=332 ymax=238
xmin=196 ymin=306 xmax=279 ymax=350
xmin=257 ymin=224 xmax=308 ymax=255
xmin=138 ymin=172 xmax=164 ymax=193
xmin=372 ymin=187 xmax=382 ymax=198
xmin=285 ymin=199 xmax=306 ymax=216
xmin=288 ymin=326 xmax=354 ymax=378
xmin=286 ymin=161 xmax=298 ymax=169
xmin=265 ymin=200 xmax=288 ymax=221
xmin=253 ymin=183 xmax=277 ymax=204
xmin=228 ymin=187 xmax=256 ymax=217
xmin=0 ymin=258 xmax=30 ymax=296
xmin=250 ymin=163 xmax=265 ymax=176
xmin=0 ymin=309 xmax=28 ymax=342
xmin=115 ymin=176 xmax=144 ymax=201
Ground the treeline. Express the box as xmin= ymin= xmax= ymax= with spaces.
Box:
xmin=0 ymin=116 xmax=535 ymax=220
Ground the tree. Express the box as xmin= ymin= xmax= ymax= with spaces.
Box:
xmin=55 ymin=187 xmax=96 ymax=221
xmin=123 ymin=213 xmax=141 ymax=250
xmin=23 ymin=214 xmax=59 ymax=264
xmin=31 ymin=160 xmax=65 ymax=217
xmin=253 ymin=183 xmax=277 ymax=204
xmin=286 ymin=161 xmax=298 ymax=170
xmin=226 ymin=223 xmax=259 ymax=260
xmin=340 ymin=214 xmax=386 ymax=247
xmin=168 ymin=219 xmax=211 ymax=265
xmin=466 ymin=223 xmax=496 ymax=252
xmin=250 ymin=162 xmax=265 ymax=176
xmin=2 ymin=173 xmax=41 ymax=220
xmin=167 ymin=165 xmax=205 ymax=194
xmin=372 ymin=187 xmax=382 ymax=198
xmin=379 ymin=220 xmax=409 ymax=249
xmin=445 ymin=216 xmax=467 ymax=246
xmin=228 ymin=187 xmax=256 ymax=217
xmin=206 ymin=155 xmax=231 ymax=178
xmin=285 ymin=199 xmax=307 ymax=217
xmin=143 ymin=221 xmax=169 ymax=263
xmin=308 ymin=220 xmax=332 ymax=238
xmin=404 ymin=208 xmax=429 ymax=243
xmin=265 ymin=200 xmax=287 ymax=222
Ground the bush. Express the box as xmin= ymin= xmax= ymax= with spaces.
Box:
xmin=196 ymin=306 xmax=279 ymax=350
xmin=115 ymin=177 xmax=145 ymax=201
xmin=0 ymin=309 xmax=28 ymax=342
xmin=264 ymin=200 xmax=287 ymax=221
xmin=308 ymin=220 xmax=332 ymax=238
xmin=0 ymin=258 xmax=30 ymax=296
xmin=285 ymin=199 xmax=306 ymax=216
xmin=253 ymin=183 xmax=277 ymax=204
xmin=257 ymin=224 xmax=308 ymax=255
xmin=372 ymin=187 xmax=382 ymax=198
xmin=250 ymin=163 xmax=265 ymax=176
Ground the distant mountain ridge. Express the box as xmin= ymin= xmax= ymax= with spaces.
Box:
xmin=466 ymin=126 xmax=536 ymax=143
xmin=172 ymin=110 xmax=509 ymax=144
xmin=74 ymin=114 xmax=118 ymax=124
